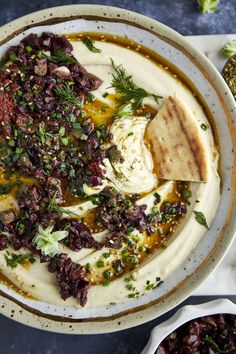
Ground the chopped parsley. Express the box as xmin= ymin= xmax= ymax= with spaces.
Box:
xmin=87 ymin=92 xmax=95 ymax=102
xmin=103 ymin=269 xmax=112 ymax=279
xmin=85 ymin=263 xmax=91 ymax=270
xmin=9 ymin=52 xmax=18 ymax=62
xmin=102 ymin=280 xmax=111 ymax=286
xmin=25 ymin=45 xmax=32 ymax=53
xmin=124 ymin=255 xmax=138 ymax=265
xmin=4 ymin=251 xmax=35 ymax=269
xmin=145 ymin=277 xmax=163 ymax=291
xmin=124 ymin=276 xmax=132 ymax=283
xmin=201 ymin=123 xmax=208 ymax=130
xmin=154 ymin=192 xmax=161 ymax=202
xmin=0 ymin=183 xmax=17 ymax=195
xmin=112 ymin=259 xmax=124 ymax=273
xmin=128 ymin=292 xmax=139 ymax=298
xmin=126 ymin=283 xmax=136 ymax=291
xmin=181 ymin=189 xmax=192 ymax=199
xmin=96 ymin=260 xmax=105 ymax=268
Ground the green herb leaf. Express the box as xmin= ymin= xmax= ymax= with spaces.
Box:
xmin=25 ymin=45 xmax=33 ymax=53
xmin=128 ymin=292 xmax=139 ymax=298
xmin=4 ymin=251 xmax=35 ymax=269
xmin=9 ymin=53 xmax=18 ymax=62
xmin=48 ymin=191 xmax=80 ymax=217
xmin=181 ymin=189 xmax=192 ymax=200
xmin=33 ymin=225 xmax=68 ymax=257
xmin=54 ymin=82 xmax=80 ymax=106
xmin=58 ymin=126 xmax=65 ymax=136
xmin=197 ymin=0 xmax=219 ymax=14
xmin=103 ymin=280 xmax=111 ymax=286
xmin=0 ymin=183 xmax=16 ymax=195
xmin=124 ymin=255 xmax=138 ymax=265
xmin=0 ymin=55 xmax=7 ymax=67
xmin=46 ymin=48 xmax=77 ymax=65
xmin=221 ymin=40 xmax=236 ymax=58
xmin=112 ymin=259 xmax=124 ymax=273
xmin=37 ymin=50 xmax=43 ymax=59
xmin=203 ymin=335 xmax=228 ymax=354
xmin=37 ymin=123 xmax=48 ymax=145
xmin=87 ymin=92 xmax=95 ymax=102
xmin=85 ymin=262 xmax=91 ymax=270
xmin=96 ymin=260 xmax=105 ymax=268
xmin=103 ymin=269 xmax=112 ymax=279
xmin=201 ymin=123 xmax=208 ymax=130
xmin=82 ymin=38 xmax=101 ymax=53
xmin=194 ymin=210 xmax=209 ymax=229
xmin=110 ymin=58 xmax=162 ymax=107
xmin=124 ymin=276 xmax=131 ymax=283
xmin=126 ymin=283 xmax=136 ymax=291
xmin=96 ymin=123 xmax=107 ymax=140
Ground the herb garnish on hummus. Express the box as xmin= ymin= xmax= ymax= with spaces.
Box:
xmin=0 ymin=32 xmax=220 ymax=308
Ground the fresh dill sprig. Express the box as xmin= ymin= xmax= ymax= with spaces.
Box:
xmin=203 ymin=335 xmax=227 ymax=354
xmin=48 ymin=191 xmax=59 ymax=213
xmin=110 ymin=58 xmax=162 ymax=107
xmin=54 ymin=82 xmax=80 ymax=106
xmin=48 ymin=191 xmax=80 ymax=217
xmin=46 ymin=48 xmax=77 ymax=65
xmin=82 ymin=38 xmax=101 ymax=53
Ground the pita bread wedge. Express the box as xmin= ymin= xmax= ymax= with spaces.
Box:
xmin=146 ymin=96 xmax=209 ymax=182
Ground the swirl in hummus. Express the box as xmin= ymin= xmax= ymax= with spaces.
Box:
xmin=0 ymin=33 xmax=220 ymax=308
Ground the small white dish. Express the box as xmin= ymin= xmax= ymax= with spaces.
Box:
xmin=141 ymin=298 xmax=236 ymax=354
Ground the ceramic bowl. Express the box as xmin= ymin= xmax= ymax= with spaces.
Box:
xmin=141 ymin=298 xmax=236 ymax=354
xmin=0 ymin=5 xmax=236 ymax=334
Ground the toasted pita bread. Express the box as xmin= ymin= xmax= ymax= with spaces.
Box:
xmin=146 ymin=96 xmax=209 ymax=182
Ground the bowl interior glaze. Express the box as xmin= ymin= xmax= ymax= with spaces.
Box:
xmin=0 ymin=5 xmax=235 ymax=334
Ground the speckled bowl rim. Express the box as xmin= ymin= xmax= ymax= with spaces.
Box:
xmin=0 ymin=4 xmax=236 ymax=334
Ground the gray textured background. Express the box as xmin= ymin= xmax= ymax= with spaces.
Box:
xmin=0 ymin=0 xmax=236 ymax=34
xmin=0 ymin=1 xmax=236 ymax=353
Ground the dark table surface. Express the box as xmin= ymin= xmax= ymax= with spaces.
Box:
xmin=0 ymin=1 xmax=236 ymax=353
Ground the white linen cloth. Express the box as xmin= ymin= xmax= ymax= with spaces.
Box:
xmin=186 ymin=34 xmax=236 ymax=295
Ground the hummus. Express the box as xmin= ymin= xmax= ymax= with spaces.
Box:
xmin=0 ymin=35 xmax=220 ymax=308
